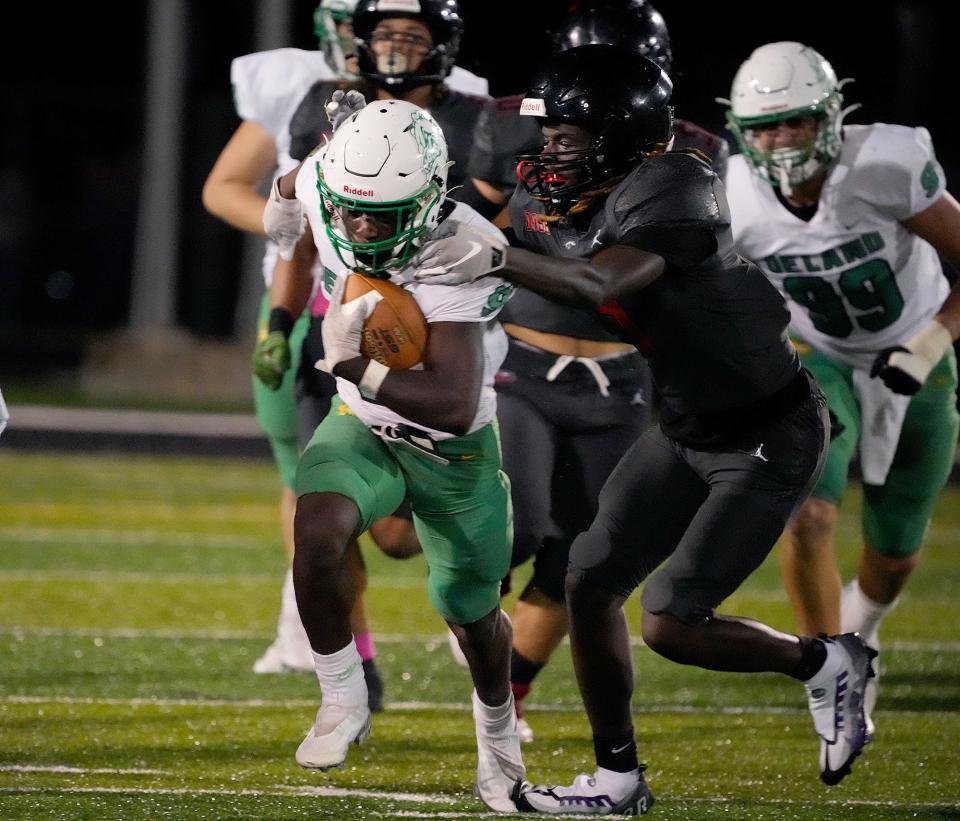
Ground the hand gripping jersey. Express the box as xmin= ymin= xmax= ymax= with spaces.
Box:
xmin=495 ymin=114 xmax=731 ymax=342
xmin=727 ymin=123 xmax=948 ymax=370
xmin=295 ymin=157 xmax=512 ymax=439
xmin=509 ymin=150 xmax=799 ymax=448
xmin=231 ymin=48 xmax=488 ymax=285
xmin=286 ymin=77 xmax=492 ymax=193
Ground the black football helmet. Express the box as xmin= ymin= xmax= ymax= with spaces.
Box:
xmin=353 ymin=0 xmax=463 ymax=92
xmin=516 ymin=44 xmax=673 ymax=211
xmin=553 ymin=0 xmax=672 ymax=74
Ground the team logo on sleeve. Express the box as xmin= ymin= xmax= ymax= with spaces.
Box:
xmin=524 ymin=212 xmax=551 ymax=235
xmin=921 ymin=160 xmax=939 ymax=198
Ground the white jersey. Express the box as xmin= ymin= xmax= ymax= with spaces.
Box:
xmin=295 ymin=159 xmax=511 ymax=439
xmin=727 ymin=123 xmax=948 ymax=370
xmin=231 ymin=47 xmax=490 ymax=286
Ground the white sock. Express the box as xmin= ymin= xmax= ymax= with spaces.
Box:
xmin=471 ymin=690 xmax=515 ymax=734
xmin=278 ymin=569 xmax=310 ymax=646
xmin=313 ymin=641 xmax=366 ymax=708
xmin=595 ymin=766 xmax=640 ymax=797
xmin=841 ymin=579 xmax=893 ymax=648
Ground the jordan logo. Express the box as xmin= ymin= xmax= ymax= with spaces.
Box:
xmin=747 ymin=444 xmax=769 ymax=462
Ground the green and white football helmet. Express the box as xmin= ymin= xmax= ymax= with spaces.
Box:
xmin=724 ymin=41 xmax=849 ymax=194
xmin=315 ymin=0 xmax=359 ymax=79
xmin=316 ymin=99 xmax=448 ymax=274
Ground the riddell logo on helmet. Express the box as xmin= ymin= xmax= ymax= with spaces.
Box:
xmin=520 ymin=98 xmax=546 ymax=117
xmin=343 ymin=184 xmax=375 ymax=197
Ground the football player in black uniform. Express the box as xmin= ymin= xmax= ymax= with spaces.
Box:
xmin=469 ymin=0 xmax=731 ymax=745
xmin=412 ymin=45 xmax=877 ymax=812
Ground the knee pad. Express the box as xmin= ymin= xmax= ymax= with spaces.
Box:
xmin=640 ymin=570 xmax=715 ymax=625
xmin=520 ymin=536 xmax=571 ymax=604
xmin=510 ymin=529 xmax=542 ymax=569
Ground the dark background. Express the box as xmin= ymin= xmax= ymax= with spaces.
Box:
xmin=0 ymin=1 xmax=951 ymax=385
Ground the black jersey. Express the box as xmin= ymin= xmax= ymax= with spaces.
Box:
xmin=492 ymin=101 xmax=730 ymax=341
xmin=287 ymin=81 xmax=491 ymax=194
xmin=509 ymin=150 xmax=801 ymax=447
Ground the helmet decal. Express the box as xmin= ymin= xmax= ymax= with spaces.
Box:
xmin=407 ymin=109 xmax=445 ymax=180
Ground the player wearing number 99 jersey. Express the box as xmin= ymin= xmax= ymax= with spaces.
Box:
xmin=724 ymin=41 xmax=960 ymax=740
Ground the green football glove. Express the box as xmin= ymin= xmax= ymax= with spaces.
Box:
xmin=252 ymin=331 xmax=291 ymax=390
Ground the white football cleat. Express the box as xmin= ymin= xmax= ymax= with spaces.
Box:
xmin=513 ymin=769 xmax=655 ymax=815
xmin=473 ymin=691 xmax=525 ymax=812
xmin=517 ymin=716 xmax=535 ymax=744
xmin=804 ymin=633 xmax=878 ymax=785
xmin=252 ymin=637 xmax=314 ymax=674
xmin=296 ymin=702 xmax=372 ymax=770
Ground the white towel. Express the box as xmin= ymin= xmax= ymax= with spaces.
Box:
xmin=851 ymin=368 xmax=911 ymax=486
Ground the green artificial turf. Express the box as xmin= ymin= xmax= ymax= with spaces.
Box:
xmin=1 ymin=450 xmax=958 ymax=819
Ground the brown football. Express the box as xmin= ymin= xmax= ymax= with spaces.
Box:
xmin=343 ymin=273 xmax=428 ymax=369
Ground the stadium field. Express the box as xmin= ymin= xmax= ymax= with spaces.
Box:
xmin=1 ymin=450 xmax=958 ymax=820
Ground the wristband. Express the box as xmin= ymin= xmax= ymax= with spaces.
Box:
xmin=905 ymin=320 xmax=952 ymax=366
xmin=358 ymin=359 xmax=390 ymax=400
xmin=268 ymin=307 xmax=295 ymax=338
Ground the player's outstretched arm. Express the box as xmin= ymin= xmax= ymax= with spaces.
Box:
xmin=502 ymin=243 xmax=666 ymax=309
xmin=202 ymin=120 xmax=278 ymax=234
xmin=412 ymin=220 xmax=665 ymax=309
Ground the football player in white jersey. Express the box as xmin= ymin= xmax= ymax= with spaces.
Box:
xmin=263 ymin=100 xmax=524 ymax=812
xmin=201 ymin=0 xmax=489 ymax=688
xmin=723 ymin=41 xmax=960 ymax=739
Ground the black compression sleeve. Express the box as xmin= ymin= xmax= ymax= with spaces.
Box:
xmin=268 ymin=307 xmax=295 ymax=338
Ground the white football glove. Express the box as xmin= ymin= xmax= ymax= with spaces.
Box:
xmin=870 ymin=319 xmax=953 ymax=395
xmin=319 ymin=275 xmax=383 ymax=373
xmin=325 ymin=89 xmax=367 ymax=132
xmin=410 ymin=219 xmax=507 ymax=285
xmin=262 ymin=178 xmax=305 ymax=261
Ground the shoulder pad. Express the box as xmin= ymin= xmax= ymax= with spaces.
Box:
xmin=495 ymin=94 xmax=525 ymax=113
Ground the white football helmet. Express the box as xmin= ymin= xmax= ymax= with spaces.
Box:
xmin=724 ymin=42 xmax=848 ymax=194
xmin=315 ymin=99 xmax=449 ymax=274
xmin=314 ymin=0 xmax=359 ymax=79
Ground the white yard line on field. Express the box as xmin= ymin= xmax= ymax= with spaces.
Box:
xmin=1 ymin=624 xmax=958 ymax=654
xmin=0 ymin=785 xmax=955 ymax=815
xmin=0 ymin=570 xmax=426 ymax=587
xmin=0 ymin=527 xmax=268 ymax=550
xmin=0 ymin=765 xmax=170 ymax=775
xmin=1 ymin=694 xmax=949 ymax=720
